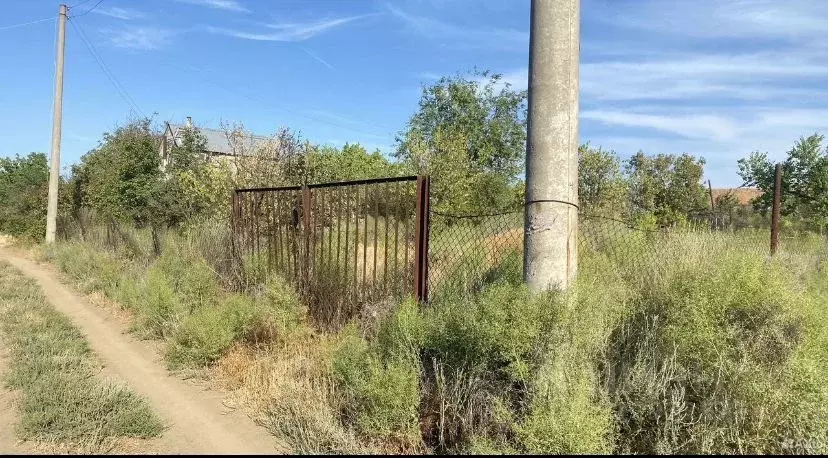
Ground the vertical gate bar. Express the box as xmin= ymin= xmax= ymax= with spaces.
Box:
xmin=413 ymin=176 xmax=431 ymax=302
xmin=246 ymin=193 xmax=253 ymax=261
xmin=266 ymin=192 xmax=273 ymax=270
xmin=230 ymin=191 xmax=238 ymax=265
xmin=319 ymin=187 xmax=325 ymax=277
xmin=302 ymin=185 xmax=312 ymax=291
xmin=343 ymin=187 xmax=351 ymax=301
xmin=276 ymin=193 xmax=283 ymax=273
xmin=372 ymin=185 xmax=379 ymax=292
xmin=353 ymin=184 xmax=361 ymax=303
xmin=393 ymin=181 xmax=400 ymax=296
xmin=403 ymin=183 xmax=410 ymax=288
xmin=383 ymin=182 xmax=389 ymax=295
xmin=328 ymin=187 xmax=335 ymax=275
xmin=363 ymin=185 xmax=369 ymax=293
xmin=293 ymin=190 xmax=300 ymax=283
xmin=335 ymin=188 xmax=342 ymax=285
xmin=253 ymin=192 xmax=262 ymax=269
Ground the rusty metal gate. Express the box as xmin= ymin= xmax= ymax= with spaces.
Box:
xmin=231 ymin=176 xmax=430 ymax=328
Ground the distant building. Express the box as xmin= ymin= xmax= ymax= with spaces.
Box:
xmin=710 ymin=188 xmax=764 ymax=207
xmin=158 ymin=117 xmax=270 ymax=172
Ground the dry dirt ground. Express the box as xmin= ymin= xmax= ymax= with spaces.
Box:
xmin=0 ymin=249 xmax=284 ymax=455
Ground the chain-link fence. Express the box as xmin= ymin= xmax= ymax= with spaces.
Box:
xmin=425 ymin=206 xmax=797 ymax=301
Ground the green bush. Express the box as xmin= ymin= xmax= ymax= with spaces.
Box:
xmin=332 ymin=325 xmax=422 ymax=448
xmin=137 ymin=266 xmax=186 ymax=339
xmin=605 ymin=235 xmax=828 ymax=454
xmin=166 ymin=295 xmax=261 ymax=369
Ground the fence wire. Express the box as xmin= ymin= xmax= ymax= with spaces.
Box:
xmin=425 ymin=208 xmax=763 ymax=300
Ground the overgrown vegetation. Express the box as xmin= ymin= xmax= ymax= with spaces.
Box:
xmin=4 ymin=68 xmax=828 ymax=454
xmin=0 ymin=261 xmax=163 ymax=452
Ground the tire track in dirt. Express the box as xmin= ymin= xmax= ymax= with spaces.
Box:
xmin=0 ymin=250 xmax=283 ymax=455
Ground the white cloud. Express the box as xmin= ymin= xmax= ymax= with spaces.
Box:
xmin=207 ymin=15 xmax=374 ymax=42
xmin=387 ymin=5 xmax=527 ymax=51
xmin=597 ymin=0 xmax=828 ymax=42
xmin=104 ymin=27 xmax=174 ymax=50
xmin=174 ymin=0 xmax=249 ymax=13
xmin=93 ymin=7 xmax=145 ymax=20
xmin=582 ymin=111 xmax=740 ymax=141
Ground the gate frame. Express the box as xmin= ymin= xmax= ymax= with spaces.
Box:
xmin=231 ymin=175 xmax=431 ymax=302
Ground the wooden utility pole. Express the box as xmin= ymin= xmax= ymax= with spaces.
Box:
xmin=770 ymin=163 xmax=783 ymax=255
xmin=45 ymin=4 xmax=67 ymax=243
xmin=524 ymin=0 xmax=580 ymax=292
xmin=707 ymin=179 xmax=715 ymax=229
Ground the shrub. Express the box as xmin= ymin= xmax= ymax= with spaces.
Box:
xmin=604 ymin=234 xmax=828 ymax=454
xmin=166 ymin=295 xmax=261 ymax=369
xmin=332 ymin=327 xmax=422 ymax=449
xmin=138 ymin=266 xmax=186 ymax=339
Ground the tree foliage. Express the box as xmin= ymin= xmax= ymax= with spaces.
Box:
xmin=70 ymin=119 xmax=162 ymax=227
xmin=395 ymin=70 xmax=527 ymax=214
xmin=0 ymin=153 xmax=49 ymax=239
xmin=579 ymin=144 xmax=628 ymax=215
xmin=738 ymin=134 xmax=828 ymax=227
xmin=626 ymin=152 xmax=707 ymax=225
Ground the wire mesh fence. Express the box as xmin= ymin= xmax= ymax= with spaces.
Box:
xmin=53 ymin=173 xmax=828 ymax=329
xmin=425 ymin=207 xmax=788 ymax=301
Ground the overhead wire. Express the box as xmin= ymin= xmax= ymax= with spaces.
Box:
xmin=68 ymin=17 xmax=146 ymax=118
xmin=67 ymin=0 xmax=105 ymax=18
xmin=0 ymin=17 xmax=54 ymax=31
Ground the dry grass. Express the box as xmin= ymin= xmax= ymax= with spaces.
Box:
xmin=213 ymin=337 xmax=370 ymax=455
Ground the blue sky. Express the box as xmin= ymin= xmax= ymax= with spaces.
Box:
xmin=1 ymin=0 xmax=826 ymax=187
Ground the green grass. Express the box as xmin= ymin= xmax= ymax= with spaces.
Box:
xmin=39 ymin=218 xmax=828 ymax=454
xmin=0 ymin=261 xmax=163 ymax=452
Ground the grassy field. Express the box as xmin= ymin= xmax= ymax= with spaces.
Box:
xmin=29 ymin=218 xmax=828 ymax=454
xmin=0 ymin=261 xmax=163 ymax=453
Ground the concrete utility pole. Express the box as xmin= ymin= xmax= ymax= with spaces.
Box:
xmin=45 ymin=4 xmax=67 ymax=243
xmin=523 ymin=0 xmax=580 ymax=292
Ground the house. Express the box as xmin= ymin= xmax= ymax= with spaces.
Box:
xmin=159 ymin=117 xmax=270 ymax=172
xmin=710 ymin=188 xmax=764 ymax=207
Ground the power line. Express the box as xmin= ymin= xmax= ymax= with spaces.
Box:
xmin=68 ymin=0 xmax=96 ymax=8
xmin=68 ymin=0 xmax=105 ymax=18
xmin=0 ymin=17 xmax=54 ymax=31
xmin=69 ymin=18 xmax=146 ymax=118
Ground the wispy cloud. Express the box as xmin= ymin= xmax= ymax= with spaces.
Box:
xmin=571 ymin=0 xmax=828 ymax=184
xmin=174 ymin=0 xmax=248 ymax=13
xmin=103 ymin=27 xmax=175 ymax=50
xmin=302 ymin=48 xmax=335 ymax=71
xmin=387 ymin=5 xmax=526 ymax=51
xmin=599 ymin=0 xmax=828 ymax=42
xmin=207 ymin=15 xmax=375 ymax=42
xmin=93 ymin=6 xmax=145 ymax=20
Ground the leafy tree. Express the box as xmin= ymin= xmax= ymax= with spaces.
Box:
xmin=308 ymin=143 xmax=398 ymax=183
xmin=395 ymin=70 xmax=527 ymax=214
xmin=626 ymin=152 xmax=707 ymax=225
xmin=71 ymin=118 xmax=162 ymax=227
xmin=0 ymin=153 xmax=49 ymax=239
xmin=738 ymin=134 xmax=828 ymax=228
xmin=578 ymin=144 xmax=628 ymax=216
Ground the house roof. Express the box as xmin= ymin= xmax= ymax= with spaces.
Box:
xmin=711 ymin=187 xmax=764 ymax=206
xmin=167 ymin=123 xmax=270 ymax=156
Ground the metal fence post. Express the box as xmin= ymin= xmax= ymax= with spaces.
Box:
xmin=414 ymin=176 xmax=431 ymax=303
xmin=302 ymin=185 xmax=312 ymax=292
xmin=770 ymin=163 xmax=782 ymax=255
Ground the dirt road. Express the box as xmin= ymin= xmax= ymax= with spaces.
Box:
xmin=0 ymin=250 xmax=283 ymax=455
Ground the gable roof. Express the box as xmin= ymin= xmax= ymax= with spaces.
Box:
xmin=167 ymin=123 xmax=270 ymax=157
